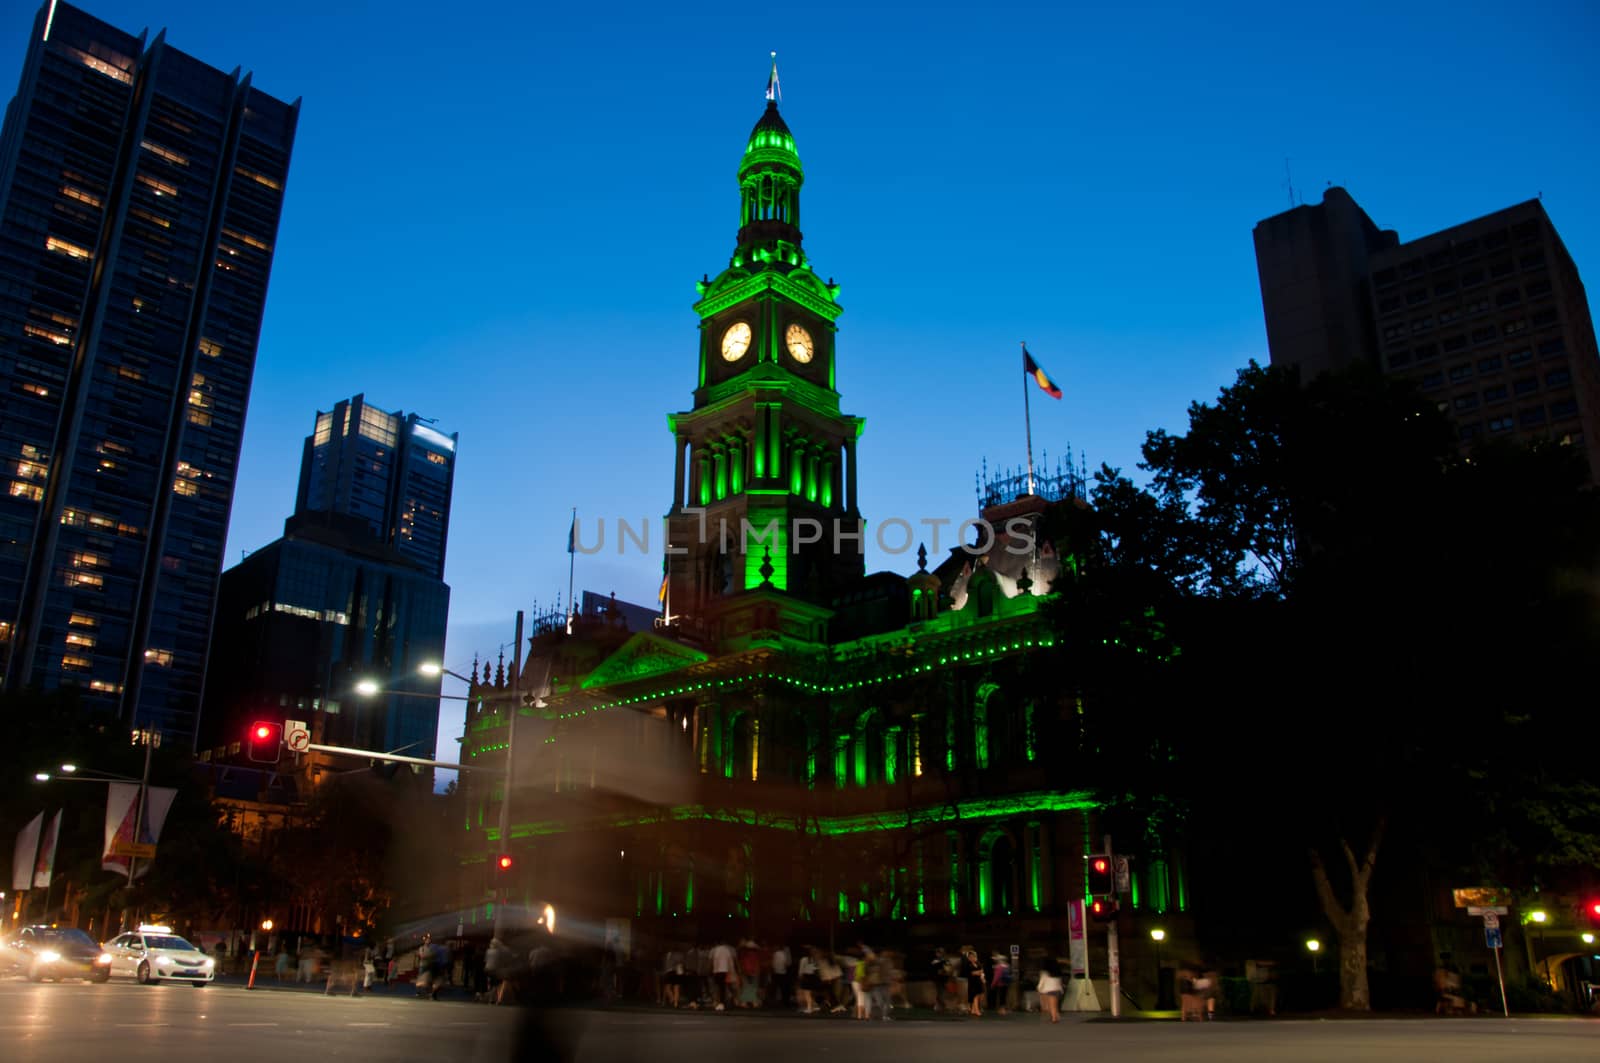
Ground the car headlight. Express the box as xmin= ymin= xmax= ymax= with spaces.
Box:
xmin=202 ymin=958 xmax=215 ymax=970
xmin=39 ymin=950 xmax=61 ymax=963
xmin=156 ymin=956 xmax=172 ymax=967
xmin=97 ymin=953 xmax=113 ymax=965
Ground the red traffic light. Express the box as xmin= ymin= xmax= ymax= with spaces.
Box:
xmin=247 ymin=721 xmax=283 ymax=764
xmin=497 ymin=854 xmax=513 ymax=871
xmin=1089 ymin=897 xmax=1119 ymax=922
xmin=1087 ymin=852 xmax=1115 ymax=897
xmin=1588 ymin=900 xmax=1600 ymax=919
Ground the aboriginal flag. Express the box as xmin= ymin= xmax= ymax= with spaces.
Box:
xmin=1023 ymin=346 xmax=1063 ymax=399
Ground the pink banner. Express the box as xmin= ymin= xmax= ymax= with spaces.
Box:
xmin=1068 ymin=898 xmax=1088 ymax=976
xmin=11 ymin=811 xmax=41 ymax=891
xmin=32 ymin=809 xmax=61 ymax=888
xmin=101 ymin=783 xmax=177 ymax=878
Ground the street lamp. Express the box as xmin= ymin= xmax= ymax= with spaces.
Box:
xmin=354 ymin=677 xmax=381 ymax=697
xmin=1306 ymin=938 xmax=1321 ymax=975
xmin=1150 ymin=928 xmax=1167 ymax=1009
xmin=1527 ymin=910 xmax=1551 ymax=986
xmin=260 ymin=918 xmax=273 ymax=932
xmin=1582 ymin=932 xmax=1595 ymax=946
xmin=422 ymin=658 xmax=521 ymax=938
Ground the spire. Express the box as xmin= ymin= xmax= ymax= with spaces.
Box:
xmin=735 ymin=56 xmax=804 ymax=271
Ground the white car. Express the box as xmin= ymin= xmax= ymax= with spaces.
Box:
xmin=103 ymin=925 xmax=215 ymax=986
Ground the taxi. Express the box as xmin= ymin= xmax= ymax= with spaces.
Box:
xmin=103 ymin=925 xmax=215 ymax=986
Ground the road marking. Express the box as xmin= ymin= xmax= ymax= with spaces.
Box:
xmin=228 ymin=1022 xmax=279 ymax=1027
xmin=115 ymin=1022 xmax=170 ymax=1028
xmin=347 ymin=1021 xmax=391 ymax=1027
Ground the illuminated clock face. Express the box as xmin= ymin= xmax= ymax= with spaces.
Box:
xmin=785 ymin=323 xmax=814 ymax=364
xmin=720 ymin=321 xmax=752 ymax=362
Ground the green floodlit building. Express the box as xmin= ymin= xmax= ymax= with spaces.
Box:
xmin=455 ymin=91 xmax=1187 ymax=948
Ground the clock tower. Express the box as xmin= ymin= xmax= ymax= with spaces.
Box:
xmin=665 ymin=83 xmax=864 ymax=635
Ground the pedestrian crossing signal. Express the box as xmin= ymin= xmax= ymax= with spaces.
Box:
xmin=1089 ymin=897 xmax=1118 ymax=923
xmin=497 ymin=854 xmax=513 ymax=871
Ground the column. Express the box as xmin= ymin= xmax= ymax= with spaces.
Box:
xmin=673 ymin=435 xmax=686 ymax=508
xmin=696 ymin=447 xmax=711 ymax=507
xmin=769 ymin=409 xmax=782 ymax=484
xmin=845 ymin=438 xmax=858 ymax=512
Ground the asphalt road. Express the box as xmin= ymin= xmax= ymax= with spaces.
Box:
xmin=4 ymin=980 xmax=1597 ymax=1063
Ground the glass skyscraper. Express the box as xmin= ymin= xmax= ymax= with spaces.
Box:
xmin=296 ymin=395 xmax=457 ymax=579
xmin=0 ymin=2 xmax=297 ymax=744
xmin=199 ymin=511 xmax=450 ymax=765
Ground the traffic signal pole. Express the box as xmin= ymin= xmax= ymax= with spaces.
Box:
xmin=1105 ymin=834 xmax=1121 ymax=1018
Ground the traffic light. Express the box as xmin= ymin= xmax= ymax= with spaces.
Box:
xmin=496 ymin=854 xmax=513 ymax=872
xmin=1087 ymin=853 xmax=1114 ymax=897
xmin=247 ymin=721 xmax=282 ymax=763
xmin=1586 ymin=898 xmax=1600 ymax=924
xmin=1089 ymin=897 xmax=1119 ymax=923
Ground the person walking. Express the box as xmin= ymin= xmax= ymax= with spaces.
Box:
xmin=771 ymin=943 xmax=792 ymax=1008
xmin=796 ymin=949 xmax=819 ymax=1013
xmin=963 ymin=947 xmax=986 ymax=1017
xmin=709 ymin=940 xmax=736 ymax=1011
xmin=1036 ymin=962 xmax=1063 ymax=1024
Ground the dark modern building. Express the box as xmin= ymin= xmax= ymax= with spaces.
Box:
xmin=198 ymin=510 xmax=449 ymax=767
xmin=295 ymin=394 xmax=457 ymax=580
xmin=0 ymin=2 xmax=297 ymax=744
xmin=1254 ymin=188 xmax=1600 ymax=474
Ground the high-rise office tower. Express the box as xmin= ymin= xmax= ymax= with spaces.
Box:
xmin=0 ymin=2 xmax=297 ymax=743
xmin=1255 ymin=188 xmax=1600 ymax=475
xmin=295 ymin=395 xmax=457 ymax=579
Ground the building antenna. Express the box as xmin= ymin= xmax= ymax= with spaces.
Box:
xmin=1284 ymin=157 xmax=1296 ymax=209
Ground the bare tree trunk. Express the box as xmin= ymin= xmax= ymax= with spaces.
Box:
xmin=1308 ymin=816 xmax=1384 ymax=1011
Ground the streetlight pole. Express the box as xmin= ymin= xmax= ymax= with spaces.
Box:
xmin=1150 ymin=928 xmax=1166 ymax=1010
xmin=422 ymin=611 xmax=523 ymax=941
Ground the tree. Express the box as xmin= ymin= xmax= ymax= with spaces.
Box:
xmin=1058 ymin=360 xmax=1600 ymax=1009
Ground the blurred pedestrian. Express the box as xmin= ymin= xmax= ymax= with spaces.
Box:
xmin=963 ymin=947 xmax=986 ymax=1017
xmin=1036 ymin=961 xmax=1063 ymax=1024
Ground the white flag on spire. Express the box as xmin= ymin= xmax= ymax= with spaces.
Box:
xmin=766 ymin=53 xmax=780 ymax=102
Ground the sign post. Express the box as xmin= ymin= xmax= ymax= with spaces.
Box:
xmin=1104 ymin=834 xmax=1121 ymax=1018
xmin=1468 ymin=906 xmax=1510 ymax=1017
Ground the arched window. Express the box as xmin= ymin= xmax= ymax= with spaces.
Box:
xmin=978 ymin=828 xmax=1019 ymax=916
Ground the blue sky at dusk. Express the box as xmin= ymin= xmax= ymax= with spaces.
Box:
xmin=5 ymin=1 xmax=1597 ymax=766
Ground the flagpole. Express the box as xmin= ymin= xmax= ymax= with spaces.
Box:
xmin=1022 ymin=342 xmax=1036 ymax=496
xmin=567 ymin=506 xmax=576 ymax=630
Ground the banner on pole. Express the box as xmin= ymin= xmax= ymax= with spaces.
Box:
xmin=101 ymin=784 xmax=177 ymax=877
xmin=32 ymin=809 xmax=61 ymax=888
xmin=1068 ymin=898 xmax=1089 ymax=976
xmin=11 ymin=811 xmax=42 ymax=891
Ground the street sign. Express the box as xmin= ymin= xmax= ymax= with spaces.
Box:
xmin=1009 ymin=944 xmax=1020 ymax=959
xmin=1485 ymin=927 xmax=1502 ymax=949
xmin=111 ymin=841 xmax=156 ymax=858
xmin=286 ymin=726 xmax=310 ymax=753
xmin=1113 ymin=855 xmax=1131 ymax=895
xmin=1482 ymin=912 xmax=1500 ymax=930
xmin=1466 ymin=905 xmax=1509 ymax=916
